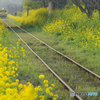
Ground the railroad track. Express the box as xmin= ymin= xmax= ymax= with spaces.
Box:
xmin=2 ymin=19 xmax=100 ymax=100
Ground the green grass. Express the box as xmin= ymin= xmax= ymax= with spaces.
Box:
xmin=4 ymin=24 xmax=74 ymax=99
xmin=2 ymin=16 xmax=100 ymax=99
xmin=13 ymin=27 xmax=100 ymax=100
xmin=5 ymin=5 xmax=100 ymax=99
xmin=28 ymin=29 xmax=100 ymax=75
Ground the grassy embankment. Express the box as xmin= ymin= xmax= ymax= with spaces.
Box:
xmin=6 ymin=5 xmax=100 ymax=99
xmin=0 ymin=19 xmax=66 ymax=100
xmin=8 ymin=5 xmax=100 ymax=75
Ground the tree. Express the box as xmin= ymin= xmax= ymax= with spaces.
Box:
xmin=22 ymin=0 xmax=72 ymax=15
xmin=71 ymin=0 xmax=100 ymax=19
xmin=22 ymin=0 xmax=40 ymax=16
xmin=22 ymin=0 xmax=40 ymax=9
xmin=48 ymin=1 xmax=55 ymax=15
xmin=37 ymin=0 xmax=49 ymax=7
xmin=48 ymin=0 xmax=72 ymax=15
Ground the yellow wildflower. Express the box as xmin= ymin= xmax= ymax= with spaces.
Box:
xmin=53 ymin=97 xmax=57 ymax=100
xmin=51 ymin=84 xmax=55 ymax=87
xmin=44 ymin=80 xmax=48 ymax=84
xmin=39 ymin=95 xmax=45 ymax=100
xmin=46 ymin=88 xmax=50 ymax=94
xmin=45 ymin=84 xmax=48 ymax=87
xmin=49 ymin=87 xmax=52 ymax=90
xmin=15 ymin=79 xmax=19 ymax=83
xmin=54 ymin=94 xmax=58 ymax=98
xmin=39 ymin=75 xmax=45 ymax=79
xmin=49 ymin=93 xmax=53 ymax=96
xmin=18 ymin=39 xmax=20 ymax=41
xmin=11 ymin=71 xmax=15 ymax=74
xmin=18 ymin=84 xmax=23 ymax=89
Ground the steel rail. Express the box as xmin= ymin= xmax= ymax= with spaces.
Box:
xmin=3 ymin=19 xmax=83 ymax=100
xmin=5 ymin=19 xmax=100 ymax=80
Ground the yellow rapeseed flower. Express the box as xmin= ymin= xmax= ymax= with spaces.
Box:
xmin=18 ymin=84 xmax=23 ymax=89
xmin=16 ymin=73 xmax=18 ymax=76
xmin=35 ymin=87 xmax=39 ymax=91
xmin=16 ymin=79 xmax=19 ymax=83
xmin=49 ymin=87 xmax=52 ymax=90
xmin=38 ymin=86 xmax=42 ymax=91
xmin=39 ymin=75 xmax=45 ymax=79
xmin=19 ymin=84 xmax=37 ymax=100
xmin=15 ymin=67 xmax=18 ymax=71
xmin=18 ymin=39 xmax=20 ymax=41
xmin=10 ymin=44 xmax=12 ymax=46
xmin=11 ymin=71 xmax=15 ymax=74
xmin=46 ymin=88 xmax=50 ymax=94
xmin=13 ymin=46 xmax=15 ymax=49
xmin=54 ymin=94 xmax=58 ymax=98
xmin=53 ymin=97 xmax=57 ymax=100
xmin=44 ymin=84 xmax=48 ymax=87
xmin=39 ymin=95 xmax=45 ymax=100
xmin=27 ymin=82 xmax=31 ymax=85
xmin=44 ymin=80 xmax=48 ymax=84
xmin=8 ymin=60 xmax=15 ymax=65
xmin=5 ymin=83 xmax=10 ymax=87
xmin=51 ymin=84 xmax=55 ymax=87
xmin=49 ymin=93 xmax=53 ymax=96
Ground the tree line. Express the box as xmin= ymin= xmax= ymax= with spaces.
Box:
xmin=22 ymin=0 xmax=100 ymax=19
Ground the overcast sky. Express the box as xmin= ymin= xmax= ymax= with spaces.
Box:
xmin=0 ymin=0 xmax=22 ymax=7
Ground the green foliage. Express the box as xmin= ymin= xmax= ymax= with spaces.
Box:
xmin=7 ymin=5 xmax=100 ymax=100
xmin=8 ymin=8 xmax=48 ymax=27
xmin=17 ymin=11 xmax=23 ymax=17
xmin=43 ymin=6 xmax=100 ymax=51
xmin=64 ymin=4 xmax=74 ymax=9
xmin=22 ymin=0 xmax=41 ymax=10
xmin=0 ymin=19 xmax=60 ymax=100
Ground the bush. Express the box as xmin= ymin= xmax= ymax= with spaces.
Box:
xmin=8 ymin=8 xmax=48 ymax=27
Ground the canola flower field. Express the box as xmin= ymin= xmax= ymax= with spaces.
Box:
xmin=6 ymin=5 xmax=100 ymax=99
xmin=8 ymin=6 xmax=100 ymax=53
xmin=0 ymin=19 xmax=58 ymax=100
xmin=8 ymin=6 xmax=100 ymax=73
xmin=43 ymin=7 xmax=100 ymax=51
xmin=8 ymin=8 xmax=48 ymax=27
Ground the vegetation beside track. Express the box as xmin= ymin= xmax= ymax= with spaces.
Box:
xmin=0 ymin=20 xmax=65 ymax=100
xmin=8 ymin=5 xmax=100 ymax=75
xmin=4 ymin=5 xmax=100 ymax=100
xmin=8 ymin=7 xmax=48 ymax=27
xmin=11 ymin=25 xmax=100 ymax=100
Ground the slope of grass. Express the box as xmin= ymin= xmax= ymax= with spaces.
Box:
xmin=7 ymin=5 xmax=100 ymax=99
xmin=0 ymin=20 xmax=63 ymax=100
xmin=42 ymin=6 xmax=100 ymax=75
xmin=8 ymin=6 xmax=100 ymax=73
